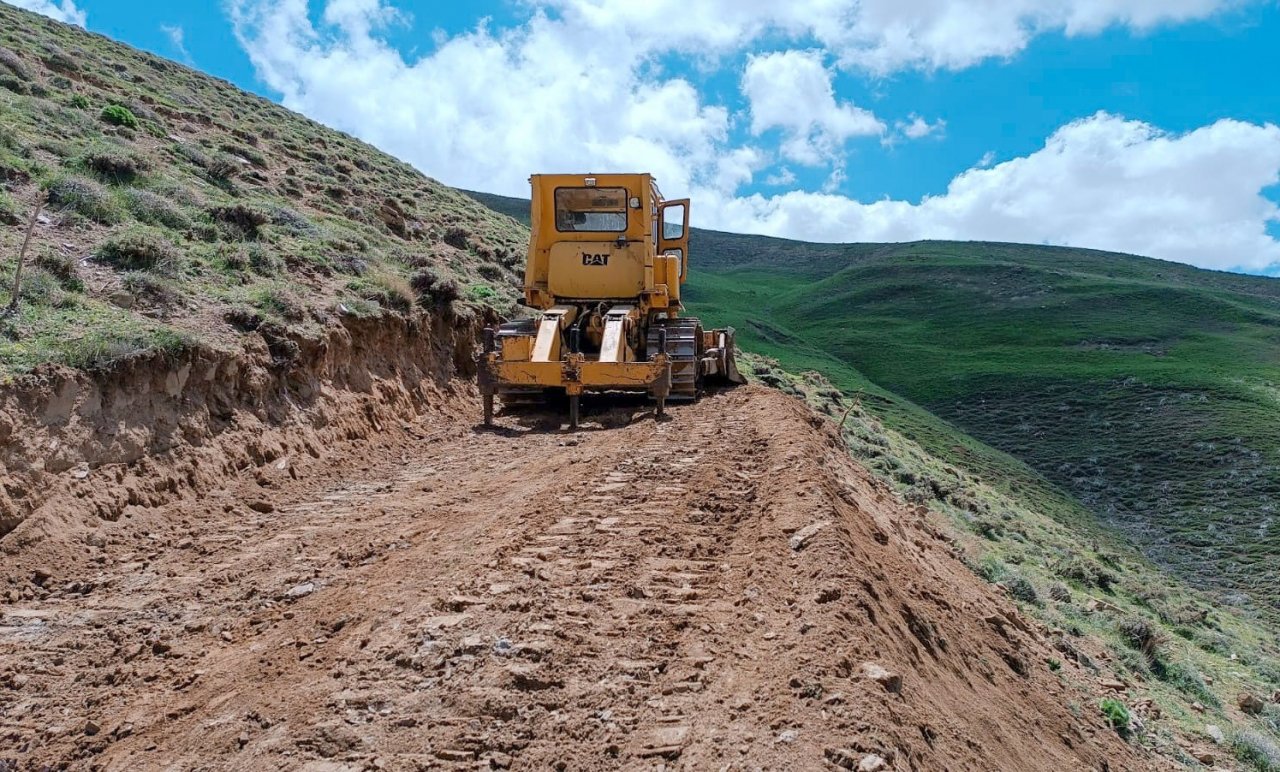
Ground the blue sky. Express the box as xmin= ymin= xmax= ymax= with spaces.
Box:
xmin=12 ymin=0 xmax=1280 ymax=272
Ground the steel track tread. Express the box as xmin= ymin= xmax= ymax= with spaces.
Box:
xmin=646 ymin=318 xmax=704 ymax=400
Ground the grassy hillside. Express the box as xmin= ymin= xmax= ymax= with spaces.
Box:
xmin=464 ymin=190 xmax=1280 ymax=614
xmin=745 ymin=353 xmax=1280 ymax=765
xmin=688 ymin=241 xmax=1280 ymax=609
xmin=0 ymin=4 xmax=525 ymax=377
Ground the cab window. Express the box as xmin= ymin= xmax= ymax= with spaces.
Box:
xmin=555 ymin=187 xmax=627 ymax=232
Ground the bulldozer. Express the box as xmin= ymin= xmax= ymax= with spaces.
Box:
xmin=478 ymin=173 xmax=742 ymax=428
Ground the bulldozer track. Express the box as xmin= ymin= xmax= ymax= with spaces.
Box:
xmin=646 ymin=317 xmax=703 ymax=400
xmin=0 ymin=387 xmax=1150 ymax=771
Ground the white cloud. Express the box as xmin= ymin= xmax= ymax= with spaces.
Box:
xmin=228 ymin=0 xmax=733 ymax=199
xmin=897 ymin=115 xmax=946 ymax=140
xmin=819 ymin=0 xmax=1236 ymax=72
xmin=702 ymin=113 xmax=1280 ymax=272
xmin=765 ymin=167 xmax=797 ymax=187
xmin=542 ymin=0 xmax=1241 ymax=73
xmin=227 ymin=1 xmax=1280 ymax=271
xmin=7 ymin=0 xmax=85 ymax=26
xmin=161 ymin=24 xmax=192 ymax=63
xmin=742 ymin=50 xmax=883 ymax=165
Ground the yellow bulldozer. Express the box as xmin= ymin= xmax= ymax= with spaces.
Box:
xmin=479 ymin=173 xmax=742 ymax=428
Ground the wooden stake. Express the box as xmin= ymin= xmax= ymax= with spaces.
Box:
xmin=838 ymin=393 xmax=863 ymax=432
xmin=5 ymin=194 xmax=43 ymax=317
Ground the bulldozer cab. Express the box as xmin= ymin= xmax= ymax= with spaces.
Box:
xmin=524 ymin=173 xmax=689 ymax=312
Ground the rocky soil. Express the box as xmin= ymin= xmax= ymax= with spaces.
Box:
xmin=1 ymin=379 xmax=1154 ymax=770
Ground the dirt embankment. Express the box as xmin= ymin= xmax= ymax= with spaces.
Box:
xmin=1 ymin=324 xmax=1153 ymax=771
xmin=0 ymin=309 xmax=482 ymax=568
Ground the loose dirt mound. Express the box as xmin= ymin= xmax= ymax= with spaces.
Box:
xmin=0 ymin=386 xmax=1151 ymax=770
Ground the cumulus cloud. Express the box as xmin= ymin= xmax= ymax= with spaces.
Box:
xmin=742 ymin=50 xmax=883 ymax=165
xmin=704 ymin=113 xmax=1280 ymax=272
xmin=897 ymin=115 xmax=946 ymax=141
xmin=228 ymin=0 xmax=732 ymax=198
xmin=765 ymin=167 xmax=798 ymax=187
xmin=227 ymin=1 xmax=1280 ymax=271
xmin=543 ymin=0 xmax=1241 ymax=72
xmin=8 ymin=0 xmax=85 ymax=26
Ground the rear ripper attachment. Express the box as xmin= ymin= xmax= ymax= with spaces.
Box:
xmin=477 ymin=173 xmax=743 ymax=429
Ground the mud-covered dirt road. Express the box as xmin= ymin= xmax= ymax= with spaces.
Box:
xmin=1 ymin=386 xmax=1148 ymax=771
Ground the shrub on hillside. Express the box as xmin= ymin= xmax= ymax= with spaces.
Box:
xmin=46 ymin=175 xmax=125 ymax=224
xmin=41 ymin=47 xmax=79 ymax=75
xmin=1154 ymin=598 xmax=1210 ymax=628
xmin=0 ymin=75 xmax=29 ymax=96
xmin=0 ymin=47 xmax=29 ymax=80
xmin=971 ymin=517 xmax=1004 ymax=540
xmin=56 ymin=328 xmax=189 ymax=371
xmin=219 ymin=142 xmax=267 ymax=169
xmin=0 ymin=143 xmax=33 ymax=185
xmin=100 ymin=104 xmax=139 ymax=129
xmin=69 ymin=93 xmax=91 ymax=110
xmin=122 ymin=271 xmax=182 ymax=308
xmin=335 ymin=254 xmax=369 ymax=276
xmin=349 ymin=271 xmax=415 ymax=314
xmin=250 ymin=286 xmax=306 ymax=322
xmin=1116 ymin=615 xmax=1169 ymax=668
xmin=34 ymin=251 xmax=84 ymax=292
xmin=0 ymin=189 xmax=18 ymax=225
xmin=410 ymin=266 xmax=460 ymax=308
xmin=213 ymin=243 xmax=249 ymax=273
xmin=1263 ymin=704 xmax=1280 ymax=736
xmin=244 ymin=243 xmax=283 ymax=276
xmin=442 ymin=225 xmax=469 ymax=250
xmin=123 ymin=188 xmax=190 ymax=230
xmin=208 ymin=203 xmax=269 ymax=239
xmin=97 ymin=226 xmax=181 ymax=273
xmin=1231 ymin=728 xmax=1280 ymax=772
xmin=1099 ymin=698 xmax=1130 ymax=737
xmin=231 ymin=127 xmax=260 ymax=147
xmin=1053 ymin=554 xmax=1119 ymax=592
xmin=1048 ymin=583 xmax=1072 ymax=603
xmin=1159 ymin=660 xmax=1219 ymax=707
xmin=965 ymin=553 xmax=1003 ymax=583
xmin=476 ymin=262 xmax=507 ymax=282
xmin=267 ymin=204 xmax=314 ymax=235
xmin=75 ymin=142 xmax=148 ymax=182
xmin=466 ymin=283 xmax=497 ymax=303
xmin=1002 ymin=574 xmax=1039 ymax=605
xmin=17 ymin=267 xmax=73 ymax=308
xmin=173 ymin=142 xmax=210 ymax=169
xmin=205 ymin=152 xmax=243 ymax=182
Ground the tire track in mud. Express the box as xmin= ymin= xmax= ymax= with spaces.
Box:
xmin=0 ymin=387 xmax=1153 ymax=771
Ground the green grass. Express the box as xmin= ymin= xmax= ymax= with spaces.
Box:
xmin=741 ymin=353 xmax=1280 ymax=760
xmin=1100 ymin=698 xmax=1132 ymax=737
xmin=0 ymin=2 xmax=527 ymax=378
xmin=684 ymin=242 xmax=1280 ymax=608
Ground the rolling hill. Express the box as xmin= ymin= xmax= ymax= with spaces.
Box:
xmin=688 ymin=239 xmax=1280 ymax=608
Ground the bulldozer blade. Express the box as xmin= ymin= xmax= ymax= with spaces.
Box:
xmin=722 ymin=327 xmax=745 ymax=384
xmin=707 ymin=326 xmax=745 ymax=385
